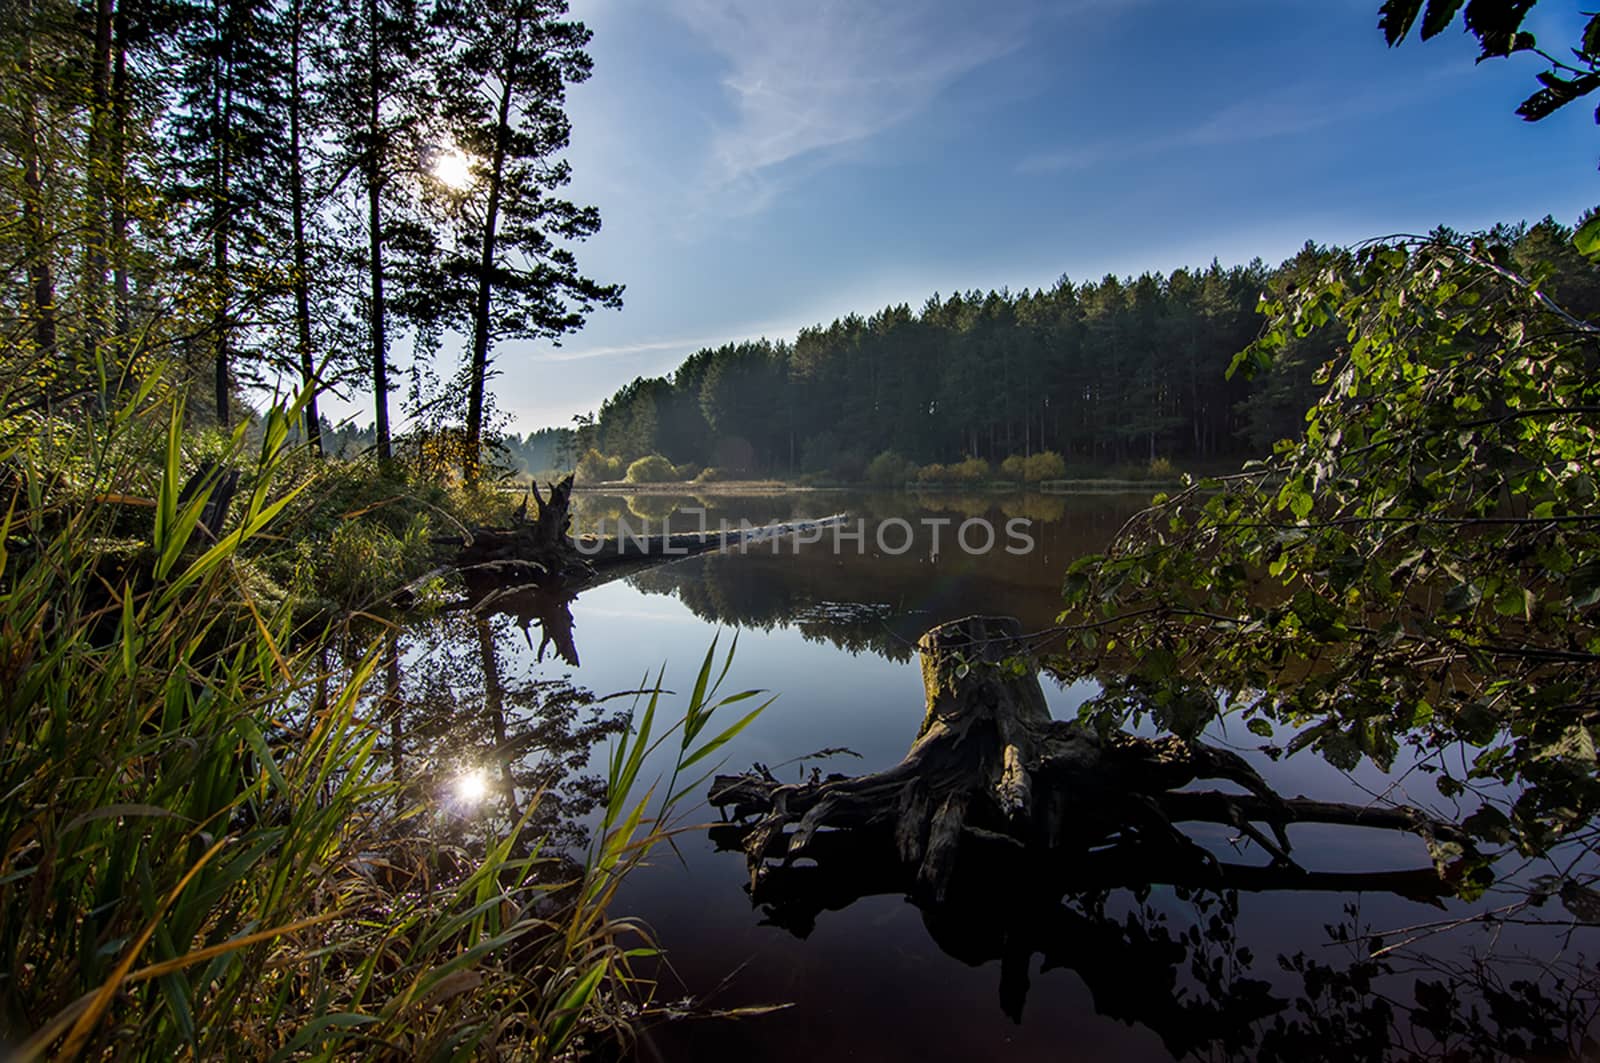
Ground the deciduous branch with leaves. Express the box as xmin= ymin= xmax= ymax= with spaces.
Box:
xmin=1059 ymin=231 xmax=1600 ymax=871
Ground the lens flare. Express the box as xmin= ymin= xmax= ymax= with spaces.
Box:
xmin=455 ymin=768 xmax=488 ymax=804
xmin=431 ymin=149 xmax=475 ymax=191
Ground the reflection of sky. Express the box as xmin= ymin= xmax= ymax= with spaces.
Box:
xmin=466 ymin=492 xmax=1590 ymax=1060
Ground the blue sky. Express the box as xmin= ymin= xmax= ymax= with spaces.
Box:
xmin=480 ymin=0 xmax=1600 ymax=432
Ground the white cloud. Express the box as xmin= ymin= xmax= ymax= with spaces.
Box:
xmin=668 ymin=0 xmax=1037 ymax=191
xmin=534 ymin=336 xmax=716 ymax=363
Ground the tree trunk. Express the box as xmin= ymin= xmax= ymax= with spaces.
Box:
xmin=84 ymin=0 xmax=115 ymax=375
xmin=210 ymin=0 xmax=233 ymax=427
xmin=365 ymin=0 xmax=391 ymax=464
xmin=110 ymin=0 xmax=130 ymax=350
xmin=463 ymin=19 xmax=524 ymax=484
xmin=289 ymin=0 xmax=321 ymax=452
xmin=18 ymin=0 xmax=58 ymax=357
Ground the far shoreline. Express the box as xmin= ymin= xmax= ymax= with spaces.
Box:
xmin=551 ymin=478 xmax=1187 ymax=495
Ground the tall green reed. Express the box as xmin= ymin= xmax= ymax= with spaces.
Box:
xmin=0 ymin=383 xmax=769 ymax=1059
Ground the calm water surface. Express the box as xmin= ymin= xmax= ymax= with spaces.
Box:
xmin=395 ymin=489 xmax=1593 ymax=1061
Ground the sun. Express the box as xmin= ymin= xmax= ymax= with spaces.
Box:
xmin=431 ymin=148 xmax=476 ymax=192
xmin=454 ymin=768 xmax=489 ymax=804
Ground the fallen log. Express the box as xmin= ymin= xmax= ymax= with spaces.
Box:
xmin=444 ymin=473 xmax=849 ymax=589
xmin=447 ymin=474 xmax=593 ymax=586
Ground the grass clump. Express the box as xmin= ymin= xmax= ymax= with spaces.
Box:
xmin=0 ymin=384 xmax=770 ymax=1059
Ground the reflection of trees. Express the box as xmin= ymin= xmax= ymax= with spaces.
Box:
xmin=631 ymin=549 xmax=1076 ymax=663
xmin=707 ymin=616 xmax=1600 ymax=1059
xmin=705 ymin=828 xmax=1600 ymax=1059
xmin=612 ymin=492 xmax=1150 ymax=662
xmin=1253 ymin=914 xmax=1600 ymax=1061
xmin=631 ymin=556 xmax=924 ymax=662
xmin=569 ymin=492 xmax=803 ymax=536
xmin=373 ymin=611 xmax=625 ymax=855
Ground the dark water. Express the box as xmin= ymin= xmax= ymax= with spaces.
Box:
xmin=396 ymin=489 xmax=1598 ymax=1061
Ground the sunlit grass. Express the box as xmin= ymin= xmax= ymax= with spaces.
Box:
xmin=0 ymin=377 xmax=771 ymax=1059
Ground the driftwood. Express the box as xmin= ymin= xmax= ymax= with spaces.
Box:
xmin=451 ymin=474 xmax=593 ymax=586
xmin=449 ymin=474 xmax=848 ymax=591
xmin=710 ymin=614 xmax=1474 ymax=914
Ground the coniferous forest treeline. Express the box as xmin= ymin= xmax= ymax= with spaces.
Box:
xmin=573 ymin=217 xmax=1600 ymax=481
xmin=1 ymin=0 xmax=616 ymax=481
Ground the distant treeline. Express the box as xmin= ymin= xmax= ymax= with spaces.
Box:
xmin=566 ymin=218 xmax=1600 ymax=480
xmin=320 ymin=420 xmax=572 ymax=477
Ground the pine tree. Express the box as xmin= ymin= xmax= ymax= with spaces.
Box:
xmin=323 ymin=0 xmax=438 ymax=464
xmin=284 ymin=0 xmax=327 ymax=450
xmin=430 ymin=0 xmax=620 ymax=480
xmin=3 ymin=0 xmax=64 ymax=362
xmin=168 ymin=0 xmax=291 ymax=426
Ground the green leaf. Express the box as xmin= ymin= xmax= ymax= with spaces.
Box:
xmin=547 ymin=959 xmax=608 ymax=1052
xmin=1442 ymin=581 xmax=1481 ymax=615
xmin=1247 ymin=718 xmax=1274 ymax=738
xmin=1379 ymin=0 xmax=1425 ymax=45
xmin=1420 ymin=0 xmax=1465 ymax=39
xmin=1492 ymin=584 xmax=1528 ymax=618
xmin=1541 ymin=725 xmax=1597 ymax=764
xmin=678 ymin=698 xmax=775 ymax=772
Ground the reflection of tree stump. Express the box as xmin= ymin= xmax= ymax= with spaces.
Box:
xmin=710 ymin=616 xmax=1473 ymax=908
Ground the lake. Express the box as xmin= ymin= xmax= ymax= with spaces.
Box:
xmin=389 ymin=489 xmax=1597 ymax=1061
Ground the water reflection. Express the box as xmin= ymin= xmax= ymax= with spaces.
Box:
xmin=363 ymin=609 xmax=624 ymax=856
xmin=605 ymin=491 xmax=1141 ymax=662
xmin=386 ymin=489 xmax=1600 ymax=1060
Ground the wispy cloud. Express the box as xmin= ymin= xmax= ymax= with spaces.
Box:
xmin=668 ymin=0 xmax=1038 ymax=195
xmin=1017 ymin=80 xmax=1439 ymax=175
xmin=532 ymin=316 xmax=809 ymax=364
xmin=535 ymin=336 xmax=715 ymax=363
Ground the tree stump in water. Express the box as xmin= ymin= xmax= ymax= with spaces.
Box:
xmin=710 ymin=615 xmax=1473 ymax=908
xmin=453 ymin=474 xmax=593 ymax=588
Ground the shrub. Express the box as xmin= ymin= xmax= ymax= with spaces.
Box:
xmin=866 ymin=450 xmax=913 ymax=487
xmin=1000 ymin=455 xmax=1027 ymax=481
xmin=950 ymin=456 xmax=991 ymax=484
xmin=694 ymin=466 xmax=726 ymax=483
xmin=625 ymin=454 xmax=676 ymax=483
xmin=576 ymin=447 xmax=619 ymax=483
xmin=1148 ymin=456 xmax=1179 ymax=480
xmin=1024 ymin=450 xmax=1066 ymax=482
xmin=672 ymin=462 xmax=700 ymax=481
xmin=916 ymin=463 xmax=948 ymax=484
xmin=303 ymin=510 xmax=435 ymax=610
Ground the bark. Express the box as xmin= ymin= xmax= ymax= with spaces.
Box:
xmin=462 ymin=19 xmax=522 ymax=483
xmin=199 ymin=0 xmax=237 ymax=426
xmin=18 ymin=0 xmax=58 ymax=356
xmin=365 ymin=0 xmax=391 ymax=464
xmin=288 ymin=0 xmax=321 ymax=452
xmin=84 ymin=0 xmax=115 ymax=367
xmin=110 ymin=0 xmax=130 ymax=347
